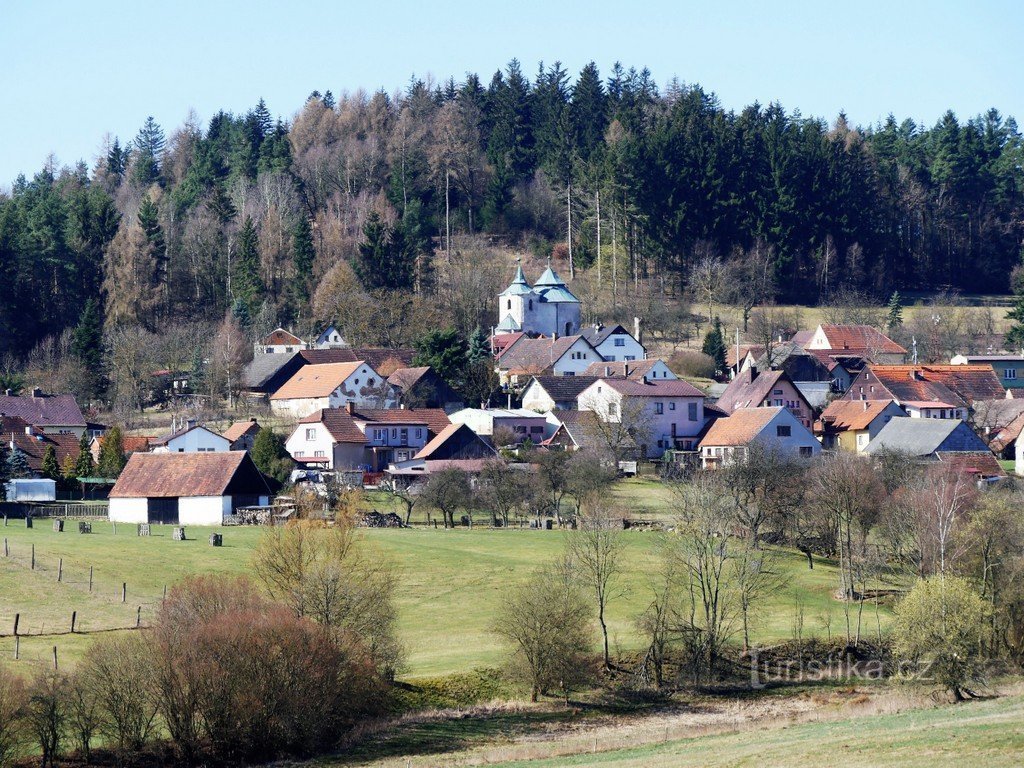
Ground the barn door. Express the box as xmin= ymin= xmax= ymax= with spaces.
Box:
xmin=149 ymin=497 xmax=179 ymax=525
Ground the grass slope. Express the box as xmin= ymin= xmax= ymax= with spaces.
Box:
xmin=0 ymin=519 xmax=896 ymax=675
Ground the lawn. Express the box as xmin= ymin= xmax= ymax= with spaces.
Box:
xmin=481 ymin=693 xmax=1024 ymax=768
xmin=0 ymin=513 xmax=898 ymax=677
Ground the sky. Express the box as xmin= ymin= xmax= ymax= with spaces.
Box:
xmin=0 ymin=0 xmax=1021 ymax=185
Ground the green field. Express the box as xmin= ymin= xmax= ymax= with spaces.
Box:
xmin=0 ymin=516 xmax=896 ymax=676
xmin=477 ymin=693 xmax=1024 ymax=768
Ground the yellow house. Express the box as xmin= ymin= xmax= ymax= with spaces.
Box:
xmin=816 ymin=399 xmax=906 ymax=452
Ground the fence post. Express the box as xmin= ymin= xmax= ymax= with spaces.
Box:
xmin=31 ymin=543 xmax=34 ymax=570
xmin=57 ymin=558 xmax=62 ymax=582
xmin=13 ymin=636 xmax=18 ymax=660
xmin=71 ymin=611 xmax=76 ymax=633
xmin=52 ymin=645 xmax=57 ymax=671
xmin=89 ymin=566 xmax=93 ymax=592
xmin=13 ymin=614 xmax=18 ymax=637
xmin=136 ymin=606 xmax=142 ymax=628
xmin=121 ymin=583 xmax=126 ymax=603
xmin=3 ymin=537 xmax=7 ymax=557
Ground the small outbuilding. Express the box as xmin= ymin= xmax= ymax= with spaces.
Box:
xmin=108 ymin=451 xmax=272 ymax=526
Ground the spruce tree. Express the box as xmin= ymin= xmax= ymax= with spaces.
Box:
xmin=354 ymin=211 xmax=416 ymax=292
xmin=6 ymin=447 xmax=30 ymax=480
xmin=232 ymin=216 xmax=264 ymax=318
xmin=71 ymin=298 xmax=104 ymax=377
xmin=106 ymin=137 xmax=127 ymax=178
xmin=74 ymin=432 xmax=95 ymax=478
xmin=97 ymin=427 xmax=127 ymax=479
xmin=290 ymin=216 xmax=315 ymax=306
xmin=132 ymin=116 xmax=165 ymax=185
xmin=40 ymin=445 xmax=60 ymax=481
xmin=886 ymin=291 xmax=904 ymax=331
xmin=467 ymin=327 xmax=491 ymax=363
xmin=702 ymin=317 xmax=728 ymax=375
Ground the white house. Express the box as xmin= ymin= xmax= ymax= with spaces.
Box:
xmin=495 ymin=263 xmax=581 ymax=339
xmin=314 ymin=326 xmax=348 ymax=349
xmin=108 ymin=452 xmax=273 ymax=526
xmin=521 ymin=376 xmax=602 ymax=412
xmin=582 ymin=358 xmax=677 ymax=381
xmin=150 ymin=423 xmax=230 ymax=453
xmin=580 ymin=324 xmax=646 ymax=362
xmin=255 ymin=328 xmax=307 ymax=355
xmin=495 ymin=335 xmax=601 ymax=385
xmin=902 ymin=400 xmax=968 ymax=421
xmin=269 ymin=361 xmax=392 ymax=419
xmin=448 ymin=407 xmax=550 ymax=443
xmin=577 ymin=378 xmax=708 ymax=457
xmin=699 ymin=407 xmax=821 ymax=469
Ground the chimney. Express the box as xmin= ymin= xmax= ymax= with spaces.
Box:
xmin=633 ymin=317 xmax=642 ymax=346
xmin=3 ymin=389 xmax=10 ymax=396
xmin=249 ymin=417 xmax=258 ymax=423
xmin=642 ymin=374 xmax=648 ymax=384
xmin=862 ymin=401 xmax=868 ymax=411
xmin=186 ymin=418 xmax=197 ymax=430
xmin=345 ymin=401 xmax=355 ymax=415
xmin=31 ymin=387 xmax=42 ymax=398
xmin=604 ymin=365 xmax=611 ymax=377
xmin=624 ymin=364 xmax=631 ymax=378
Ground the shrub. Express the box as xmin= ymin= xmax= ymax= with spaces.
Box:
xmin=80 ymin=633 xmax=158 ymax=756
xmin=24 ymin=669 xmax=67 ymax=768
xmin=668 ymin=350 xmax=716 ymax=379
xmin=0 ymin=666 xmax=27 ymax=767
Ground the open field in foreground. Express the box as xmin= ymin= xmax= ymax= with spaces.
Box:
xmin=0 ymin=517 xmax=902 ymax=676
xmin=320 ymin=685 xmax=1024 ymax=768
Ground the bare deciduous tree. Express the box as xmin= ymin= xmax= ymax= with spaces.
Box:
xmin=567 ymin=507 xmax=625 ymax=669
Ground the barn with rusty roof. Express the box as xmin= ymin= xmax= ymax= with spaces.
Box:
xmin=108 ymin=451 xmax=273 ymax=525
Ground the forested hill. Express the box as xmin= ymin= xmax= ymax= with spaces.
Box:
xmin=1 ymin=59 xmax=1022 ymax=359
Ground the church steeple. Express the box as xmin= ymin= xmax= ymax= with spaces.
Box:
xmin=499 ymin=259 xmax=534 ymax=296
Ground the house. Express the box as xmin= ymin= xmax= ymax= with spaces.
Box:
xmin=726 ymin=344 xmax=765 ymax=378
xmin=305 ymin=347 xmax=416 ymax=376
xmin=3 ymin=416 xmax=80 ymax=476
xmin=89 ymin=433 xmax=153 ymax=463
xmin=495 ymin=335 xmax=601 ymax=384
xmin=699 ymin=407 xmax=820 ymax=469
xmin=256 ymin=328 xmax=307 ymax=355
xmin=863 ymin=418 xmax=992 ymax=457
xmin=222 ymin=418 xmax=262 ymax=451
xmin=495 ymin=262 xmax=581 ymax=339
xmin=803 ymin=324 xmax=907 ymax=364
xmin=542 ymin=410 xmax=624 ymax=454
xmin=579 ymin=324 xmax=646 ymax=362
xmin=902 ymin=401 xmax=967 ymax=420
xmin=448 ymin=407 xmax=550 ymax=444
xmin=286 ymin=405 xmax=451 ymax=471
xmin=521 ymin=376 xmax=602 ymax=412
xmin=150 ymin=423 xmax=230 ymax=453
xmin=951 ymin=354 xmax=1024 ymax=390
xmin=0 ymin=389 xmax=87 ymax=437
xmin=415 ymin=423 xmax=496 ymax=461
xmin=269 ymin=361 xmax=392 ymax=418
xmin=108 ymin=451 xmax=273 ymax=526
xmin=750 ymin=343 xmax=835 ymax=384
xmin=816 ymin=399 xmax=906 ymax=452
xmin=577 ymin=378 xmax=708 ymax=457
xmin=387 ymin=366 xmax=461 ymax=410
xmin=841 ymin=364 xmax=1005 ymax=418
xmin=314 ymin=325 xmax=348 ymax=349
xmin=715 ymin=367 xmax=815 ymax=429
xmin=582 ymin=359 xmax=678 ymax=381
xmin=985 ymin=409 xmax=1024 ymax=459
xmin=242 ymin=352 xmax=304 ymax=398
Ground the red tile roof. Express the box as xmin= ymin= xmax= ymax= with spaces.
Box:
xmin=602 ymin=378 xmax=705 ymax=398
xmin=350 ymin=407 xmax=452 ymax=436
xmin=261 ymin=328 xmax=304 ymax=346
xmin=581 ymin=359 xmax=666 ymax=380
xmin=270 ymin=362 xmax=368 ymax=400
xmin=110 ymin=452 xmax=271 ymax=497
xmin=298 ymin=409 xmax=367 ymax=444
xmin=815 ymin=325 xmax=906 ymax=355
xmin=497 ymin=336 xmax=596 ymax=374
xmin=700 ymin=407 xmax=782 ymax=447
xmin=818 ymin=399 xmax=900 ymax=432
xmin=716 ymin=368 xmax=808 ymax=413
xmin=0 ymin=393 xmax=86 ymax=428
xmin=854 ymin=365 xmax=1005 ymax=408
xmin=935 ymin=451 xmax=1006 ymax=479
xmin=222 ymin=420 xmax=261 ymax=443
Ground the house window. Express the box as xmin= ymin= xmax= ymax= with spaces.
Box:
xmin=773 ymin=389 xmax=783 ymax=395
xmin=565 ymin=322 xmax=571 ymax=336
xmin=655 ymin=403 xmax=664 ymax=414
xmin=305 ymin=428 xmax=316 ymax=441
xmin=799 ymin=446 xmax=813 ymax=457
xmin=368 ymin=378 xmax=375 ymax=386
xmin=416 ymin=428 xmax=422 ymax=439
xmin=507 ymin=299 xmax=512 ymax=310
xmin=285 ymin=346 xmax=293 ymax=353
xmin=625 ymin=355 xmax=636 ymax=361
xmin=669 ymin=402 xmax=676 ymax=411
xmin=1005 ymin=369 xmax=1017 ymax=380
xmin=314 ymin=450 xmax=325 ymax=457
xmin=515 ymin=426 xmax=527 ymax=433
xmin=777 ymin=425 xmax=791 ymax=437
xmin=688 ymin=402 xmax=698 ymax=421
xmin=614 ymin=337 xmax=625 ymax=347
xmin=530 ymin=426 xmax=544 ymax=434
xmin=608 ymin=402 xmax=618 ymax=418
xmin=391 ymin=428 xmax=397 ymax=439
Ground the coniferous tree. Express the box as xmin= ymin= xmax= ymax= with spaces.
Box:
xmin=6 ymin=447 xmax=30 ymax=480
xmin=75 ymin=432 xmax=95 ymax=478
xmin=0 ymin=441 xmax=8 ymax=494
xmin=71 ymin=297 xmax=104 ymax=375
xmin=290 ymin=215 xmax=315 ymax=306
xmin=702 ymin=317 xmax=728 ymax=374
xmin=232 ymin=216 xmax=264 ymax=318
xmin=886 ymin=291 xmax=904 ymax=331
xmin=467 ymin=327 xmax=491 ymax=363
xmin=250 ymin=427 xmax=292 ymax=483
xmin=40 ymin=445 xmax=60 ymax=481
xmin=97 ymin=426 xmax=127 ymax=479
xmin=131 ymin=116 xmax=165 ymax=185
xmin=354 ymin=211 xmax=416 ymax=291
xmin=106 ymin=137 xmax=128 ymax=179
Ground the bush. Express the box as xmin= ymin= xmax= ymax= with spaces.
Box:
xmin=0 ymin=666 xmax=27 ymax=767
xmin=24 ymin=669 xmax=67 ymax=768
xmin=668 ymin=350 xmax=716 ymax=379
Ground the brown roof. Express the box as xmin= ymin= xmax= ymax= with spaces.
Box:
xmin=815 ymin=325 xmax=906 ymax=355
xmin=818 ymin=399 xmax=900 ymax=432
xmin=581 ymin=359 xmax=665 ymax=380
xmin=935 ymin=451 xmax=1006 ymax=479
xmin=490 ymin=332 xmax=524 ymax=356
xmin=602 ymin=378 xmax=705 ymax=398
xmin=725 ymin=345 xmax=765 ymax=369
xmin=415 ymin=423 xmax=463 ymax=459
xmin=350 ymin=407 xmax=451 ymax=436
xmin=110 ymin=451 xmax=270 ymax=498
xmin=90 ymin=434 xmax=153 ymax=460
xmin=262 ymin=328 xmax=304 ymax=346
xmin=270 ymin=362 xmax=368 ymax=400
xmin=497 ymin=336 xmax=596 ymax=374
xmin=387 ymin=366 xmax=431 ymax=391
xmin=298 ymin=409 xmax=367 ymax=444
xmin=300 ymin=347 xmax=415 ymax=375
xmin=853 ymin=365 xmax=1005 ymax=408
xmin=222 ymin=420 xmax=261 ymax=442
xmin=3 ymin=416 xmax=80 ymax=473
xmin=716 ymin=368 xmax=808 ymax=413
xmin=0 ymin=392 xmax=86 ymax=428
xmin=699 ymin=407 xmax=782 ymax=447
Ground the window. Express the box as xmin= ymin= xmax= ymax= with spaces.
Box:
xmin=285 ymin=346 xmax=293 ymax=353
xmin=368 ymin=378 xmax=375 ymax=386
xmin=776 ymin=425 xmax=791 ymax=437
xmin=565 ymin=371 xmax=575 ymax=376
xmin=857 ymin=433 xmax=868 ymax=447
xmin=354 ymin=378 xmax=360 ymax=385
xmin=608 ymin=402 xmax=618 ymax=418
xmin=530 ymin=426 xmax=544 ymax=434
xmin=688 ymin=402 xmax=698 ymax=421
xmin=1006 ymin=369 xmax=1018 ymax=380
xmin=799 ymin=446 xmax=813 ymax=457
xmin=565 ymin=322 xmax=571 ymax=336
xmin=515 ymin=425 xmax=527 ymax=433
xmin=529 ymin=299 xmax=533 ymax=310
xmin=415 ymin=428 xmax=422 ymax=439
xmin=507 ymin=299 xmax=512 ymax=310
xmin=655 ymin=403 xmax=664 ymax=414
xmin=773 ymin=399 xmax=783 ymax=406
xmin=614 ymin=337 xmax=625 ymax=347
xmin=669 ymin=402 xmax=676 ymax=411
xmin=373 ymin=428 xmax=384 ymax=441
xmin=625 ymin=355 xmax=636 ymax=361
xmin=305 ymin=428 xmax=316 ymax=440
xmin=391 ymin=428 xmax=397 ymax=439
xmin=773 ymin=389 xmax=783 ymax=395
xmin=314 ymin=450 xmax=325 ymax=458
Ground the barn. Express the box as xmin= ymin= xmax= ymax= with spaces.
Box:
xmin=108 ymin=451 xmax=272 ymax=526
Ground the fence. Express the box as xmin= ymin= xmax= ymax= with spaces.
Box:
xmin=0 ymin=502 xmax=108 ymax=520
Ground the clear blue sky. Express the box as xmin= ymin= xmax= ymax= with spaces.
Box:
xmin=0 ymin=0 xmax=1020 ymax=185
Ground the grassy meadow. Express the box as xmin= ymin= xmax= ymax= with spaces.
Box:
xmin=0 ymin=509 xmax=899 ymax=677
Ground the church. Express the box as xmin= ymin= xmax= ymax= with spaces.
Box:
xmin=495 ymin=262 xmax=581 ymax=338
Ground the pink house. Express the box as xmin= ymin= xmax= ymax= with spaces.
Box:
xmin=714 ymin=367 xmax=815 ymax=429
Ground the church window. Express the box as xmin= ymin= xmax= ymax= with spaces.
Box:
xmin=507 ymin=299 xmax=511 ymax=310
xmin=565 ymin=322 xmax=572 ymax=336
xmin=529 ymin=299 xmax=533 ymax=310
